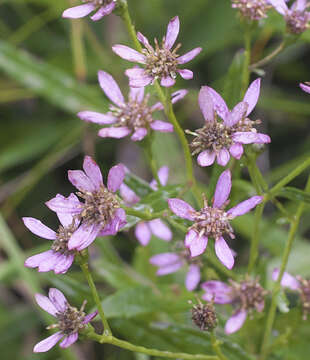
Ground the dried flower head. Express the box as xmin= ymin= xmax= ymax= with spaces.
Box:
xmin=232 ymin=0 xmax=271 ymax=20
xmin=191 ymin=299 xmax=218 ymax=331
xmin=112 ymin=16 xmax=202 ymax=87
xmin=168 ymin=170 xmax=263 ymax=269
xmin=33 ymin=288 xmax=97 ymax=352
xmin=62 ymin=0 xmax=116 ymax=21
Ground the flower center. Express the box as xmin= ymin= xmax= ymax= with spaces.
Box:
xmin=286 ymin=10 xmax=309 ymax=34
xmin=55 ymin=303 xmax=86 ymax=335
xmin=231 ymin=0 xmax=270 ymax=20
xmin=51 ymin=223 xmax=76 ymax=256
xmin=142 ymin=39 xmax=181 ymax=80
xmin=191 ymin=302 xmax=217 ymax=331
xmin=77 ymin=186 xmax=120 ymax=228
xmin=110 ymin=95 xmax=154 ymax=131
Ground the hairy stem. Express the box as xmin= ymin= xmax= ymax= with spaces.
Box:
xmin=210 ymin=332 xmax=228 ymax=360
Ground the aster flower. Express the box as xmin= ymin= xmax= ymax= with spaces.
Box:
xmin=300 ymin=81 xmax=310 ymax=93
xmin=33 ymin=288 xmax=97 ymax=352
xmin=187 ymin=78 xmax=271 ymax=167
xmin=62 ymin=0 xmax=116 ymax=21
xmin=202 ymin=277 xmax=267 ymax=334
xmin=272 ymin=268 xmax=310 ymax=319
xmin=112 ymin=16 xmax=202 ymax=87
xmin=269 ymin=0 xmax=310 ymax=34
xmin=79 ymin=72 xmax=187 ymax=141
xmin=23 ymin=213 xmax=79 ymax=274
xmin=168 ymin=170 xmax=263 ymax=269
xmin=231 ymin=0 xmax=272 ymax=20
xmin=150 ymin=249 xmax=201 ymax=291
xmin=46 ymin=156 xmax=127 ymax=251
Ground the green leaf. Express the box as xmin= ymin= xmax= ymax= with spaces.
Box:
xmin=124 ymin=173 xmax=153 ymax=198
xmin=278 ymin=187 xmax=310 ymax=203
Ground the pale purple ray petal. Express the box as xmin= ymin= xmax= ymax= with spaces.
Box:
xmin=107 ymin=163 xmax=125 ymax=192
xmin=131 ymin=128 xmax=148 ymax=141
xmin=112 ymin=45 xmax=146 ymax=64
xmin=150 ymin=252 xmax=180 ymax=267
xmin=150 ymin=120 xmax=174 ymax=132
xmin=224 ymin=101 xmax=248 ymax=127
xmin=125 ymin=68 xmax=153 ymax=88
xmin=59 ymin=333 xmax=78 ymax=348
xmin=83 ymin=311 xmax=98 ymax=324
xmin=46 ymin=193 xmax=82 ymax=216
xmin=62 ymin=4 xmax=95 ymax=19
xmin=38 ymin=252 xmax=63 ymax=273
xmin=120 ymin=183 xmax=140 ymax=205
xmin=187 ymin=233 xmax=208 ymax=257
xmin=228 ymin=196 xmax=263 ymax=218
xmin=99 ymin=208 xmax=126 ymax=236
xmin=164 ymin=16 xmax=180 ymax=50
xmin=68 ymin=223 xmax=100 ymax=250
xmin=201 ymin=281 xmax=233 ymax=304
xmin=98 ymin=126 xmax=131 ymax=139
xmin=137 ymin=32 xmax=153 ymax=50
xmin=35 ymin=293 xmax=57 ymax=316
xmin=197 ymin=150 xmax=216 ymax=167
xmin=156 ymin=261 xmax=183 ymax=275
xmin=129 ymin=86 xmax=145 ymax=103
xmin=49 ymin=288 xmax=68 ymax=313
xmin=157 ymin=165 xmax=169 ymax=186
xmin=225 ymin=309 xmax=247 ymax=334
xmin=54 ymin=254 xmax=75 ymax=274
xmin=22 ymin=217 xmax=56 ymax=240
xmin=90 ymin=2 xmax=115 ymax=21
xmin=161 ymin=76 xmax=176 ymax=87
xmin=243 ymin=78 xmax=261 ymax=116
xmin=148 ymin=219 xmax=172 ymax=241
xmin=216 ymin=148 xmax=230 ymax=166
xmin=151 ymin=102 xmax=164 ymax=112
xmin=215 ymin=237 xmax=234 ymax=269
xmin=300 ymin=83 xmax=310 ymax=94
xmin=177 ymin=47 xmax=202 ymax=64
xmin=68 ymin=170 xmax=96 ymax=193
xmin=291 ymin=0 xmax=306 ymax=11
xmin=232 ymin=132 xmax=271 ymax=144
xmin=185 ymin=264 xmax=201 ymax=291
xmin=229 ymin=143 xmax=243 ymax=160
xmin=268 ymin=0 xmax=288 ymax=14
xmin=78 ymin=111 xmax=116 ymax=125
xmin=213 ymin=169 xmax=231 ymax=208
xmin=168 ymin=198 xmax=195 ymax=220
xmin=57 ymin=212 xmax=76 ymax=228
xmin=33 ymin=332 xmax=63 ymax=353
xmin=207 ymin=87 xmax=229 ymax=121
xmin=199 ymin=87 xmax=215 ymax=123
xmin=135 ymin=221 xmax=152 ymax=246
xmin=98 ymin=70 xmax=125 ymax=107
xmin=25 ymin=250 xmax=55 ymax=269
xmin=177 ymin=69 xmax=193 ymax=80
xmin=171 ymin=89 xmax=188 ymax=104
xmin=185 ymin=229 xmax=197 ymax=248
xmin=272 ymin=268 xmax=300 ymax=290
xmin=83 ymin=156 xmax=103 ymax=191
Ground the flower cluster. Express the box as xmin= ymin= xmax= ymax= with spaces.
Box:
xmin=232 ymin=0 xmax=272 ymax=20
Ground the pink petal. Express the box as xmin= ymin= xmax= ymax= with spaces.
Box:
xmin=137 ymin=32 xmax=153 ymax=50
xmin=197 ymin=150 xmax=216 ymax=167
xmin=232 ymin=132 xmax=271 ymax=144
xmin=83 ymin=156 xmax=103 ymax=191
xmin=148 ymin=219 xmax=172 ymax=241
xmin=57 ymin=211 xmax=77 ymax=228
xmin=59 ymin=333 xmax=78 ymax=348
xmin=150 ymin=120 xmax=174 ymax=132
xmin=224 ymin=102 xmax=248 ymax=127
xmin=77 ymin=111 xmax=116 ymax=125
xmin=229 ymin=143 xmax=243 ymax=160
xmin=120 ymin=183 xmax=140 ymax=205
xmin=227 ymin=196 xmax=263 ymax=218
xmin=49 ymin=288 xmax=68 ymax=313
xmin=35 ymin=294 xmax=57 ymax=316
xmin=98 ymin=126 xmax=131 ymax=139
xmin=131 ymin=127 xmax=148 ymax=141
xmin=292 ymin=0 xmax=307 ymax=11
xmin=300 ymin=83 xmax=310 ymax=94
xmin=98 ymin=70 xmax=125 ymax=107
xmin=215 ymin=237 xmax=235 ymax=269
xmin=68 ymin=169 xmax=96 ymax=193
xmin=187 ymin=232 xmax=208 ymax=257
xmin=46 ymin=193 xmax=82 ymax=215
xmin=22 ymin=217 xmax=56 ymax=240
xmin=99 ymin=208 xmax=126 ymax=236
xmin=54 ymin=254 xmax=75 ymax=274
xmin=25 ymin=250 xmax=55 ymax=269
xmin=164 ymin=16 xmax=180 ymax=50
xmin=185 ymin=264 xmax=201 ymax=291
xmin=268 ymin=0 xmax=288 ymax=15
xmin=151 ymin=102 xmax=164 ymax=112
xmin=125 ymin=68 xmax=153 ymax=88
xmin=150 ymin=252 xmax=180 ymax=267
xmin=135 ymin=221 xmax=152 ymax=246
xmin=62 ymin=4 xmax=95 ymax=19
xmin=156 ymin=261 xmax=183 ymax=275
xmin=157 ymin=165 xmax=169 ymax=186
xmin=38 ymin=252 xmax=63 ymax=273
xmin=90 ymin=2 xmax=115 ymax=21
xmin=198 ymin=86 xmax=215 ymax=123
xmin=243 ymin=78 xmax=261 ymax=116
xmin=171 ymin=89 xmax=188 ymax=104
xmin=177 ymin=69 xmax=193 ymax=80
xmin=33 ymin=332 xmax=63 ymax=353
xmin=225 ymin=309 xmax=247 ymax=334
xmin=68 ymin=223 xmax=100 ymax=250
xmin=168 ymin=198 xmax=195 ymax=220
xmin=207 ymin=86 xmax=229 ymax=121
xmin=107 ymin=163 xmax=125 ymax=192
xmin=160 ymin=76 xmax=176 ymax=87
xmin=177 ymin=47 xmax=202 ymax=64
xmin=216 ymin=148 xmax=230 ymax=166
xmin=213 ymin=169 xmax=231 ymax=208
xmin=272 ymin=268 xmax=300 ymax=290
xmin=201 ymin=281 xmax=233 ymax=304
xmin=83 ymin=311 xmax=98 ymax=324
xmin=112 ymin=45 xmax=146 ymax=64
xmin=129 ymin=86 xmax=145 ymax=103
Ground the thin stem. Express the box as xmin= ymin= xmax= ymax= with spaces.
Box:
xmin=249 ymin=40 xmax=286 ymax=70
xmin=210 ymin=332 xmax=228 ymax=360
xmin=259 ymin=175 xmax=310 ymax=360
xmin=246 ymin=154 xmax=269 ymax=195
xmin=120 ymin=206 xmax=165 ymax=220
xmin=78 ymin=254 xmax=112 ymax=336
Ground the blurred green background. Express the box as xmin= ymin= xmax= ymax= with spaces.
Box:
xmin=0 ymin=0 xmax=310 ymax=359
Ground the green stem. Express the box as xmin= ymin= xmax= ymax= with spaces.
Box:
xmin=246 ymin=154 xmax=269 ymax=195
xmin=249 ymin=40 xmax=286 ymax=70
xmin=141 ymin=135 xmax=160 ymax=186
xmin=210 ymin=332 xmax=228 ymax=360
xmin=120 ymin=206 xmax=165 ymax=220
xmin=259 ymin=175 xmax=310 ymax=360
xmin=78 ymin=254 xmax=112 ymax=336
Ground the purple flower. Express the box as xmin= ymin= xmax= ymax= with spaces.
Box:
xmin=112 ymin=16 xmax=202 ymax=87
xmin=23 ymin=213 xmax=79 ymax=274
xmin=300 ymin=82 xmax=310 ymax=93
xmin=187 ymin=78 xmax=271 ymax=167
xmin=62 ymin=0 xmax=116 ymax=21
xmin=78 ymin=71 xmax=187 ymax=141
xmin=168 ymin=170 xmax=263 ymax=269
xmin=231 ymin=0 xmax=272 ymax=20
xmin=46 ymin=156 xmax=127 ymax=251
xmin=150 ymin=251 xmax=201 ymax=291
xmin=33 ymin=288 xmax=97 ymax=352
xmin=201 ymin=277 xmax=267 ymax=334
xmin=269 ymin=0 xmax=310 ymax=34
